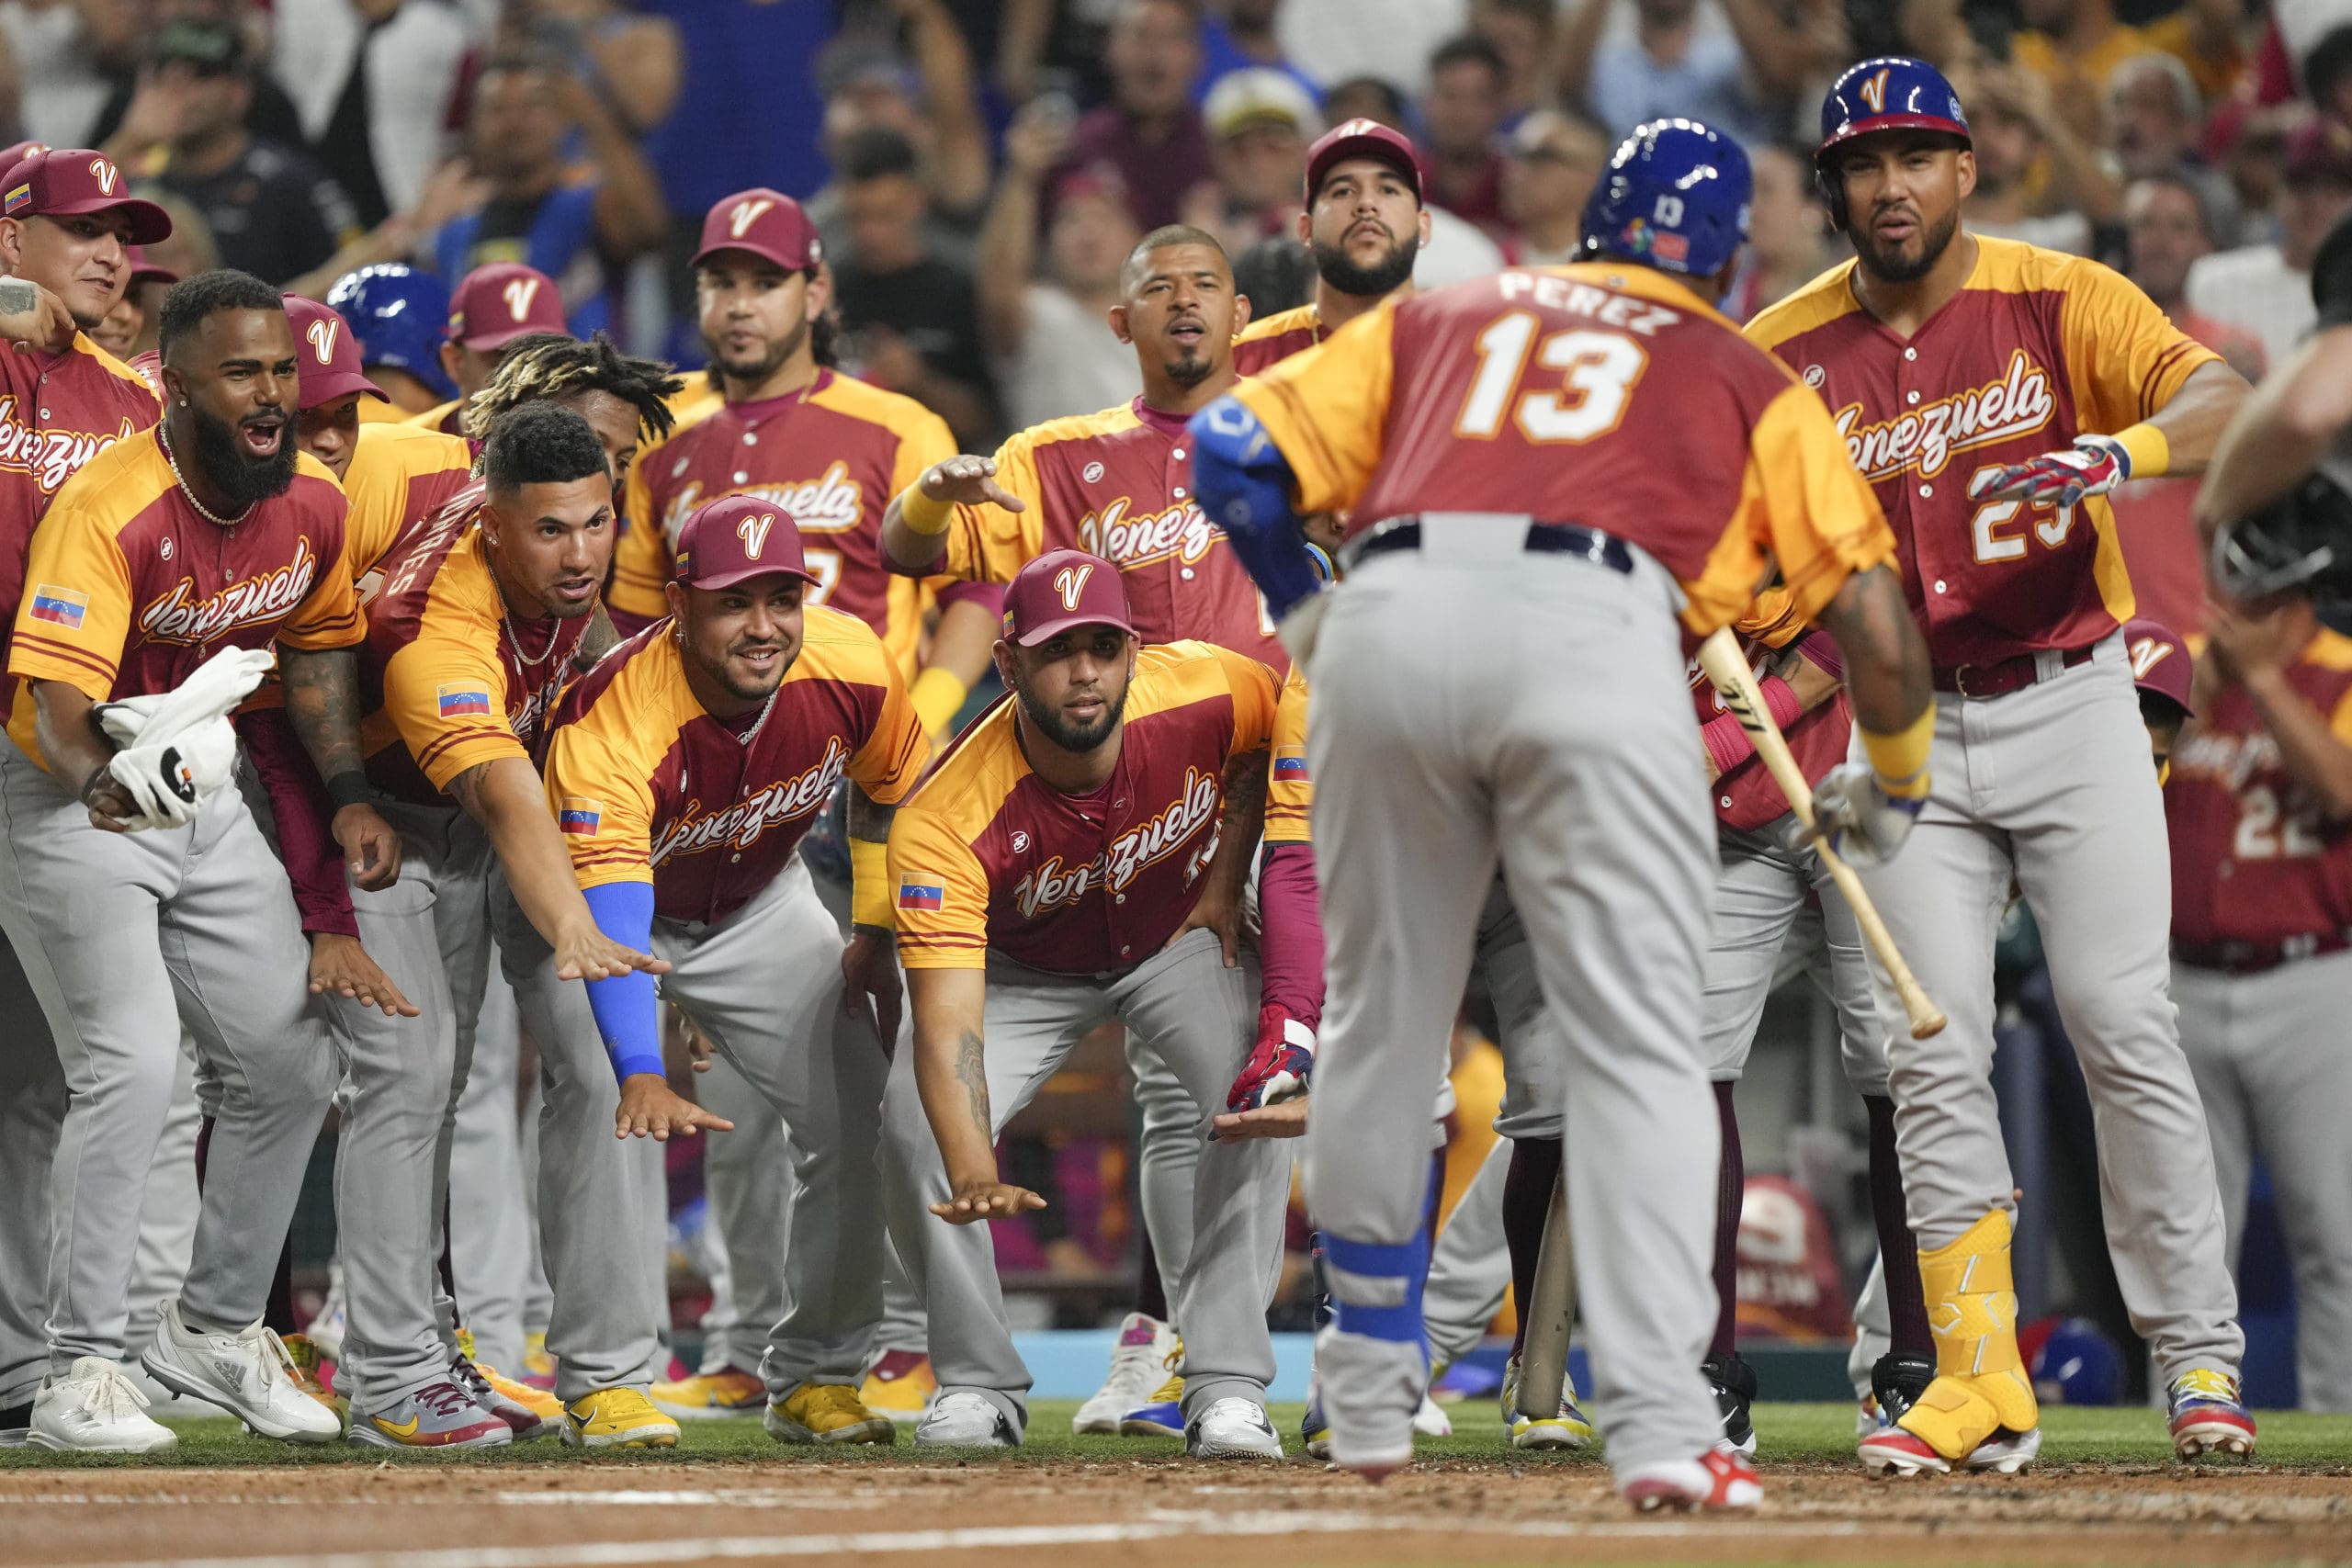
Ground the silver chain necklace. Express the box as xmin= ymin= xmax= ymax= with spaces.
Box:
xmin=157 ymin=423 xmax=253 ymax=529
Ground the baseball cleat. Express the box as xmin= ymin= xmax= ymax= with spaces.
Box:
xmin=520 ymin=1330 xmax=558 ymax=1390
xmin=141 ymin=1299 xmax=341 ymax=1442
xmin=1076 ymin=1312 xmax=1180 ymax=1434
xmin=2167 ymin=1369 xmax=2257 ymax=1460
xmin=1185 ymin=1397 xmax=1283 ymax=1460
xmin=914 ymin=1390 xmax=1018 ymax=1448
xmin=560 ymin=1388 xmax=679 ymax=1449
xmin=1412 ymin=1392 xmax=1453 ymax=1438
xmin=1858 ymin=1351 xmax=1932 ymax=1448
xmin=1702 ymin=1352 xmax=1758 ymax=1455
xmin=348 ymin=1380 xmax=512 ymax=1450
xmin=1119 ymin=1371 xmax=1185 ymax=1437
xmin=0 ymin=1398 xmax=30 ymax=1449
xmin=859 ymin=1349 xmax=937 ymax=1424
xmin=1301 ymin=1385 xmax=1331 ymax=1461
xmin=304 ymin=1267 xmax=347 ymax=1364
xmin=1500 ymin=1348 xmax=1596 ymax=1451
xmin=1618 ymin=1446 xmax=1762 ymax=1512
xmin=765 ymin=1382 xmax=897 ymax=1445
xmin=1860 ymin=1424 xmax=2041 ymax=1476
xmin=652 ymin=1367 xmax=766 ymax=1420
xmin=281 ymin=1333 xmax=344 ymax=1421
xmin=27 ymin=1358 xmax=175 ymax=1453
xmin=453 ymin=1332 xmax=559 ymax=1440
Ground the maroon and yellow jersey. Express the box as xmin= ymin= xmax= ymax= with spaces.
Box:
xmin=6 ymin=434 xmax=358 ymax=771
xmin=1265 ymin=665 xmax=1312 ymax=846
xmin=1232 ymin=303 xmax=1329 ymax=378
xmin=2168 ymin=631 xmax=2352 ymax=948
xmin=344 ymin=422 xmax=477 ymax=594
xmin=889 ymin=640 xmax=1278 ymax=974
xmin=610 ymin=372 xmax=956 ymax=676
xmin=1745 ymin=238 xmax=2219 ymax=668
xmin=544 ymin=604 xmax=928 ymax=926
xmin=1236 ymin=265 xmax=1896 ymax=637
xmin=356 ymin=482 xmax=589 ymax=806
xmin=0 ymin=333 xmax=162 ymax=695
xmin=940 ymin=399 xmax=1287 ymax=671
xmin=405 ymin=400 xmax=468 ymax=440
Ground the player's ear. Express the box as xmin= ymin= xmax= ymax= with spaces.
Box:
xmin=0 ymin=218 xmax=22 ymax=270
xmin=1294 ymin=209 xmax=1311 ymax=246
xmin=663 ymin=580 xmax=684 ymax=623
xmin=991 ymin=640 xmax=1016 ymax=689
xmin=1108 ymin=303 xmax=1133 ymax=345
xmin=1230 ymin=288 xmax=1252 ymax=335
xmin=1954 ymin=148 xmax=1978 ymax=203
xmin=159 ymin=363 xmax=187 ymax=409
xmin=1416 ymin=207 xmax=1432 ymax=250
xmin=804 ymin=265 xmax=832 ymax=322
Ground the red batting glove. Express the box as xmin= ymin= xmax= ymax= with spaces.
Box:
xmin=1967 ymin=434 xmax=2132 ymax=511
xmin=1227 ymin=1004 xmax=1315 ymax=1112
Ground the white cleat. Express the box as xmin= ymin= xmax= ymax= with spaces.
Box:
xmin=1617 ymin=1446 xmax=1763 ymax=1512
xmin=1411 ymin=1393 xmax=1453 ymax=1438
xmin=141 ymin=1299 xmax=342 ymax=1443
xmin=28 ymin=1357 xmax=176 ymax=1453
xmin=914 ymin=1390 xmax=1019 ymax=1448
xmin=1185 ymin=1397 xmax=1283 ymax=1460
xmin=1073 ymin=1312 xmax=1180 ymax=1434
xmin=303 ymin=1265 xmax=347 ymax=1363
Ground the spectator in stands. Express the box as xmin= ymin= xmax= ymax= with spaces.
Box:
xmin=0 ymin=0 xmax=142 ymax=148
xmin=977 ymin=97 xmax=1142 ymax=430
xmin=1192 ymin=67 xmax=1319 ymax=254
xmin=830 ymin=127 xmax=996 ymax=447
xmin=2105 ymin=51 xmax=2237 ymax=247
xmin=1421 ymin=33 xmax=1509 ymax=236
xmin=428 ymin=49 xmax=669 ymax=341
xmin=1961 ymin=62 xmax=2119 ymax=257
xmin=806 ymin=1 xmax=990 ymax=266
xmin=2124 ymin=174 xmax=2266 ymax=382
xmin=2188 ymin=116 xmax=2352 ymax=380
xmin=1498 ymin=107 xmax=1605 ymax=266
xmin=1560 ymin=0 xmax=1838 ymax=154
xmin=1323 ymin=73 xmax=1413 ymax=132
xmin=499 ymin=0 xmax=682 ymax=140
xmin=1723 ymin=141 xmax=1830 ymax=321
xmin=1272 ymin=0 xmax=1472 ymax=98
xmin=1195 ymin=0 xmax=1321 ymax=107
xmin=1065 ymin=0 xmax=1215 ymax=231
xmin=269 ymin=0 xmax=477 ymax=232
xmin=1472 ymin=0 xmax=1559 ymax=123
xmin=2012 ymin=0 xmax=2244 ymax=118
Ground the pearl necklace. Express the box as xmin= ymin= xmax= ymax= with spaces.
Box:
xmin=157 ymin=423 xmax=254 ymax=529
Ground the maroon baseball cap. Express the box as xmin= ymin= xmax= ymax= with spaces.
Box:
xmin=282 ymin=295 xmax=385 ymax=412
xmin=0 ymin=140 xmax=50 ymax=175
xmin=693 ymin=188 xmax=822 ymax=272
xmin=446 ymin=262 xmax=566 ymax=350
xmin=674 ymin=495 xmax=822 ymax=591
xmin=1306 ymin=118 xmax=1423 ymax=205
xmin=2124 ymin=617 xmax=2193 ymax=717
xmin=1002 ymin=549 xmax=1136 ymax=648
xmin=127 ymin=244 xmax=177 ymax=288
xmin=1 ymin=148 xmax=171 ymax=243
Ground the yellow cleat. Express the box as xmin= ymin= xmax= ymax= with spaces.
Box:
xmin=1881 ymin=1209 xmax=2038 ymax=1467
xmin=651 ymin=1367 xmax=767 ymax=1421
xmin=280 ymin=1333 xmax=346 ymax=1422
xmin=859 ymin=1349 xmax=937 ymax=1424
xmin=766 ymin=1382 xmax=897 ymax=1445
xmin=561 ymin=1388 xmax=680 ymax=1450
xmin=521 ymin=1331 xmax=557 ymax=1388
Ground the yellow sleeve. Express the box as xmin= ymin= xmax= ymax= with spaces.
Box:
xmin=1264 ymin=668 xmax=1313 ymax=846
xmin=847 ymin=655 xmax=931 ymax=805
xmin=1213 ymin=644 xmax=1281 ymax=754
xmin=1735 ymin=585 xmax=1807 ymax=648
xmin=6 ymin=503 xmax=133 ymax=699
xmin=541 ymin=723 xmax=657 ymax=889
xmin=1684 ymin=383 xmax=1898 ymax=636
xmin=888 ymin=805 xmax=993 ymax=970
xmin=1229 ymin=302 xmax=1397 ymax=516
xmin=943 ymin=431 xmax=1046 ymax=584
xmin=276 ymin=524 xmax=366 ymax=651
xmin=2059 ymin=256 xmax=2224 ymax=432
xmin=380 ymin=628 xmax=530 ymax=792
xmin=2329 ymin=687 xmax=2352 ymax=747
xmin=607 ymin=445 xmax=672 ymax=622
xmin=892 ymin=406 xmax=959 ymax=498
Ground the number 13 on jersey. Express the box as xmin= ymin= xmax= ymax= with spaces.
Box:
xmin=1456 ymin=311 xmax=1651 ymax=445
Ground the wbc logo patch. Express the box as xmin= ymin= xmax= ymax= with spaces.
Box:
xmin=559 ymin=798 xmax=602 ymax=836
xmin=897 ymin=877 xmax=946 ymax=913
xmin=28 ymin=584 xmax=85 ymax=628
xmin=436 ymin=683 xmax=492 ymax=717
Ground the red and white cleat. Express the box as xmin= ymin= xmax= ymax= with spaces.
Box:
xmin=1618 ymin=1446 xmax=1762 ymax=1513
xmin=2167 ymin=1370 xmax=2256 ymax=1460
xmin=1860 ymin=1424 xmax=2041 ymax=1476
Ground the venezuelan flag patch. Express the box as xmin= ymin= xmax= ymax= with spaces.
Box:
xmin=1272 ymin=747 xmax=1308 ymax=781
xmin=27 ymin=585 xmax=85 ymax=628
xmin=897 ymin=877 xmax=945 ymax=913
xmin=558 ymin=798 xmax=602 ymax=836
xmin=4 ymin=185 xmax=30 ymax=216
xmin=436 ymin=682 xmax=493 ymax=717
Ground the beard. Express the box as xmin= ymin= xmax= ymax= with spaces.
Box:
xmin=1160 ymin=345 xmax=1215 ymax=389
xmin=707 ymin=313 xmax=807 ymax=385
xmin=187 ymin=402 xmax=297 ymax=510
xmin=1313 ymin=227 xmax=1418 ymax=298
xmin=1851 ymin=204 xmax=1961 ymax=285
xmin=1012 ymin=670 xmax=1128 ymax=753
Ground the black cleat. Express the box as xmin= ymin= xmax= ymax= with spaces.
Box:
xmin=1702 ymin=1353 xmax=1758 ymax=1455
xmin=1870 ymin=1351 xmax=1936 ymax=1430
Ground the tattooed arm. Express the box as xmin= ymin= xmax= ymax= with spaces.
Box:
xmin=572 ymin=601 xmax=622 ymax=673
xmin=907 ymin=964 xmax=1044 ymax=1224
xmin=447 ymin=756 xmax=667 ymax=982
xmin=279 ymin=644 xmax=401 ymax=889
xmin=1162 ymin=746 xmax=1268 ymax=967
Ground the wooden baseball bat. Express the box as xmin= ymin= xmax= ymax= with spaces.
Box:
xmin=1696 ymin=627 xmax=1947 ymax=1040
xmin=1514 ymin=1166 xmax=1577 ymax=1427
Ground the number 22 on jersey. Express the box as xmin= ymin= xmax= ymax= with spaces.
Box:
xmin=1455 ymin=311 xmax=1649 ymax=445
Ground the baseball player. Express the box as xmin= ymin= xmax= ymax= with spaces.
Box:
xmin=324 ymin=265 xmax=459 ymax=420
xmin=1231 ymin=118 xmax=1429 ymax=376
xmin=405 ymin=263 xmax=569 ymax=439
xmin=2169 ymin=475 xmax=2352 ymax=1413
xmin=0 ymin=145 xmax=173 ymax=1444
xmin=1747 ymin=56 xmax=2256 ymax=1473
xmin=548 ymin=493 xmax=933 ymax=1444
xmin=881 ymin=548 xmax=1290 ymax=1457
xmin=2 ymin=270 xmax=390 ymax=1451
xmin=1189 ymin=119 xmax=1934 ymax=1506
xmin=89 ymin=247 xmax=177 ymax=367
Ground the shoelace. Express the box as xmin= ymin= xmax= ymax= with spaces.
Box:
xmin=415 ymin=1382 xmax=478 ymax=1419
xmin=2175 ymin=1370 xmax=2238 ymax=1404
xmin=80 ymin=1362 xmax=153 ymax=1426
xmin=251 ymin=1326 xmax=303 ymax=1399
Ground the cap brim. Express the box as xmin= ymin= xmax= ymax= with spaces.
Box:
xmin=45 ymin=194 xmax=174 ymax=245
xmin=1817 ymin=117 xmax=1970 ymax=155
xmin=682 ymin=562 xmax=823 ymax=591
xmin=300 ymin=368 xmax=389 ymax=410
xmin=452 ymin=320 xmax=560 ymax=351
xmin=130 ymin=265 xmax=178 ymax=287
xmin=1012 ymin=613 xmax=1136 ymax=648
xmin=1309 ymin=136 xmax=1421 ymax=201
xmin=691 ymin=239 xmax=811 ymax=274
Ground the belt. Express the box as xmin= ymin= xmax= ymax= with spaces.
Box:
xmin=1343 ymin=516 xmax=1636 ymax=575
xmin=1931 ymin=643 xmax=2098 ymax=699
xmin=2173 ymin=931 xmax=2352 ymax=975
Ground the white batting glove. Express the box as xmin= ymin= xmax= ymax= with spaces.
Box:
xmin=1803 ymin=761 xmax=1927 ymax=868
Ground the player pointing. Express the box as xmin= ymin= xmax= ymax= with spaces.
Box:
xmin=1746 ymin=57 xmax=2256 ymax=1473
xmin=1189 ymin=120 xmax=1934 ymax=1509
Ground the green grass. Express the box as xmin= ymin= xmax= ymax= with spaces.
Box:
xmin=7 ymin=1401 xmax=2352 ymax=1472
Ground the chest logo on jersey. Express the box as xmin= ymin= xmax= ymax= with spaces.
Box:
xmin=662 ymin=460 xmax=865 ymax=544
xmin=650 ymin=734 xmax=848 ymax=867
xmin=1012 ymin=766 xmax=1221 ymax=918
xmin=0 ymin=400 xmax=141 ymax=494
xmin=138 ymin=536 xmax=321 ymax=647
xmin=2175 ymin=729 xmax=2291 ymax=792
xmin=1078 ymin=496 xmax=1216 ymax=571
xmin=1832 ymin=348 xmax=2056 ymax=482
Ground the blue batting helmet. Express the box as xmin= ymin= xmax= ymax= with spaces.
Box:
xmin=1578 ymin=118 xmax=1751 ymax=279
xmin=1815 ymin=57 xmax=1972 ymax=230
xmin=2028 ymin=1316 xmax=2123 ymax=1406
xmin=324 ymin=264 xmax=457 ymax=400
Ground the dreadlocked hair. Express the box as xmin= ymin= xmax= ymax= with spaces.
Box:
xmin=464 ymin=330 xmax=685 ymax=445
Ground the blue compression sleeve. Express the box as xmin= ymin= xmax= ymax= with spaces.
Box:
xmin=1187 ymin=396 xmax=1326 ymax=620
xmin=582 ymin=881 xmax=662 ymax=1083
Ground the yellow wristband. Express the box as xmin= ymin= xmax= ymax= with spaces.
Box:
xmin=1860 ymin=704 xmax=1935 ymax=801
xmin=910 ymin=665 xmax=969 ymax=739
xmin=900 ymin=485 xmax=954 ymax=536
xmin=851 ymin=839 xmax=895 ymax=931
xmin=2111 ymin=423 xmax=2170 ymax=481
